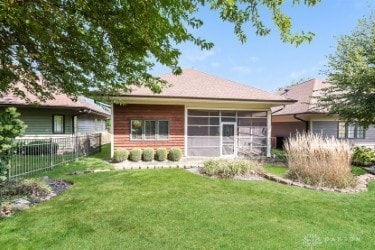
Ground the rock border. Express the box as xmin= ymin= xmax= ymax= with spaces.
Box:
xmin=258 ymin=171 xmax=375 ymax=193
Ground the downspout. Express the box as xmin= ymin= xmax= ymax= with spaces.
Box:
xmin=293 ymin=114 xmax=309 ymax=132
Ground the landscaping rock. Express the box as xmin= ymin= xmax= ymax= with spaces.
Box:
xmin=12 ymin=198 xmax=31 ymax=211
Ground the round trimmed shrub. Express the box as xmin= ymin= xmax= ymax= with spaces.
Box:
xmin=156 ymin=148 xmax=167 ymax=161
xmin=112 ymin=148 xmax=128 ymax=163
xmin=129 ymin=148 xmax=142 ymax=162
xmin=142 ymin=148 xmax=154 ymax=162
xmin=168 ymin=147 xmax=182 ymax=161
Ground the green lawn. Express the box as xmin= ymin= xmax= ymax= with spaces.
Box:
xmin=264 ymin=165 xmax=368 ymax=178
xmin=1 ymin=145 xmax=374 ymax=249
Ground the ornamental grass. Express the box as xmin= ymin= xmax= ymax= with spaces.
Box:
xmin=284 ymin=132 xmax=354 ymax=188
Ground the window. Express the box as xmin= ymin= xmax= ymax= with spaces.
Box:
xmin=130 ymin=120 xmax=169 ymax=140
xmin=53 ymin=115 xmax=65 ymax=134
xmin=338 ymin=122 xmax=365 ymax=139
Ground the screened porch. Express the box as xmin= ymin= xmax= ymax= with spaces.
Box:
xmin=186 ymin=109 xmax=269 ymax=157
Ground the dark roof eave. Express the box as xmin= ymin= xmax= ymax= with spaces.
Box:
xmin=117 ymin=94 xmax=297 ymax=104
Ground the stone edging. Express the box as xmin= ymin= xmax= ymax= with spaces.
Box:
xmin=258 ymin=171 xmax=375 ymax=193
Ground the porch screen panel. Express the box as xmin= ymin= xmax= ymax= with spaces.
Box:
xmin=187 ymin=110 xmax=268 ymax=157
xmin=187 ymin=110 xmax=220 ymax=156
xmin=237 ymin=111 xmax=267 ymax=156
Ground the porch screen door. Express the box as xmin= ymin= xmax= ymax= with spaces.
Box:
xmin=221 ymin=123 xmax=235 ymax=156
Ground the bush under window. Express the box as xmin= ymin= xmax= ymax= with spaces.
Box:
xmin=129 ymin=148 xmax=142 ymax=162
xmin=168 ymin=148 xmax=182 ymax=161
xmin=112 ymin=148 xmax=128 ymax=163
xmin=142 ymin=148 xmax=154 ymax=162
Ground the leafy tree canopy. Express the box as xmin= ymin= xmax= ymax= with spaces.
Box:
xmin=319 ymin=14 xmax=375 ymax=128
xmin=1 ymin=0 xmax=320 ymax=101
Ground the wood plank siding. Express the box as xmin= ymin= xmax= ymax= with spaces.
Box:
xmin=113 ymin=104 xmax=185 ymax=152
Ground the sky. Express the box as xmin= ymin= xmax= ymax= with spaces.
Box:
xmin=152 ymin=0 xmax=373 ymax=92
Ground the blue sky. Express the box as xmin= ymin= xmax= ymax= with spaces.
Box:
xmin=152 ymin=0 xmax=372 ymax=92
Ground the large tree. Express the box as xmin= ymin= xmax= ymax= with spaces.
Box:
xmin=1 ymin=0 xmax=320 ymax=101
xmin=319 ymin=14 xmax=375 ymax=128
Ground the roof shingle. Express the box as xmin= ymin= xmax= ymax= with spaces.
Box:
xmin=124 ymin=69 xmax=294 ymax=103
xmin=273 ymin=78 xmax=331 ymax=116
xmin=0 ymin=85 xmax=109 ymax=117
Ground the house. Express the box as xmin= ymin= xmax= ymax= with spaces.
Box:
xmin=0 ymin=90 xmax=110 ymax=139
xmin=111 ymin=69 xmax=295 ymax=158
xmin=272 ymin=78 xmax=375 ymax=149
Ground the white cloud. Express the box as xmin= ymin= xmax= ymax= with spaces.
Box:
xmin=210 ymin=62 xmax=220 ymax=68
xmin=248 ymin=56 xmax=258 ymax=63
xmin=232 ymin=66 xmax=264 ymax=74
xmin=289 ymin=69 xmax=308 ymax=79
xmin=185 ymin=49 xmax=215 ymax=62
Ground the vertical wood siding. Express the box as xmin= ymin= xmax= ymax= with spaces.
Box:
xmin=113 ymin=104 xmax=185 ymax=152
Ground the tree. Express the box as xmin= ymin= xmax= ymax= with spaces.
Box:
xmin=319 ymin=14 xmax=375 ymax=129
xmin=0 ymin=107 xmax=26 ymax=182
xmin=1 ymin=0 xmax=320 ymax=101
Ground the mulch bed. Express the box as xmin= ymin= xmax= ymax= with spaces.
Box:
xmin=0 ymin=177 xmax=72 ymax=218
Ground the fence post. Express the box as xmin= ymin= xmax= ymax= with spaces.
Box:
xmin=49 ymin=138 xmax=53 ymax=169
xmin=8 ymin=158 xmax=11 ymax=181
xmin=99 ymin=133 xmax=102 ymax=152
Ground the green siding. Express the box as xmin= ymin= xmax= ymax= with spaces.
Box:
xmin=0 ymin=107 xmax=75 ymax=135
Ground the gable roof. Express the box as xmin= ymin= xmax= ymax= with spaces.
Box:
xmin=122 ymin=69 xmax=295 ymax=104
xmin=272 ymin=78 xmax=331 ymax=116
xmin=0 ymin=86 xmax=110 ymax=118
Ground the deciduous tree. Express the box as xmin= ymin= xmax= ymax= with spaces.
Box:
xmin=1 ymin=0 xmax=320 ymax=101
xmin=319 ymin=14 xmax=375 ymax=128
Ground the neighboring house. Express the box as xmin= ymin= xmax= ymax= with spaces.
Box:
xmin=272 ymin=78 xmax=375 ymax=149
xmin=111 ymin=69 xmax=295 ymax=157
xmin=0 ymin=90 xmax=110 ymax=139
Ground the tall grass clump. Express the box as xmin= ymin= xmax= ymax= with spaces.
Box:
xmin=284 ymin=132 xmax=354 ymax=188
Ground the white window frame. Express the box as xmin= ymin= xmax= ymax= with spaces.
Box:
xmin=130 ymin=119 xmax=170 ymax=141
xmin=338 ymin=122 xmax=365 ymax=139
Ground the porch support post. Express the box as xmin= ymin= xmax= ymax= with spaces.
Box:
xmin=184 ymin=105 xmax=188 ymax=157
xmin=110 ymin=103 xmax=114 ymax=158
xmin=267 ymin=110 xmax=271 ymax=157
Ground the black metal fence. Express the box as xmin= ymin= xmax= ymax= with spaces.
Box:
xmin=8 ymin=133 xmax=102 ymax=180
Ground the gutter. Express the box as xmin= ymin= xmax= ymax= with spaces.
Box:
xmin=293 ymin=114 xmax=309 ymax=132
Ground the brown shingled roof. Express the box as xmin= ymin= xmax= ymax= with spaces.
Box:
xmin=272 ymin=78 xmax=331 ymax=116
xmin=123 ymin=69 xmax=295 ymax=103
xmin=0 ymin=86 xmax=110 ymax=118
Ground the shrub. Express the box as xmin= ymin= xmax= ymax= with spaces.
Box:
xmin=112 ymin=148 xmax=128 ymax=163
xmin=155 ymin=148 xmax=167 ymax=161
xmin=168 ymin=147 xmax=182 ymax=161
xmin=203 ymin=159 xmax=259 ymax=178
xmin=0 ymin=107 xmax=26 ymax=182
xmin=271 ymin=148 xmax=287 ymax=162
xmin=142 ymin=148 xmax=154 ymax=162
xmin=352 ymin=146 xmax=375 ymax=166
xmin=129 ymin=148 xmax=142 ymax=162
xmin=284 ymin=132 xmax=354 ymax=188
xmin=23 ymin=141 xmax=59 ymax=155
